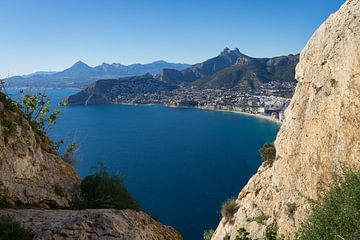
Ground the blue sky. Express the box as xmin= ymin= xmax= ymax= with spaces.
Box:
xmin=0 ymin=0 xmax=344 ymax=76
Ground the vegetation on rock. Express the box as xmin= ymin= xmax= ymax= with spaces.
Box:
xmin=297 ymin=170 xmax=360 ymax=240
xmin=72 ymin=166 xmax=139 ymax=211
xmin=0 ymin=216 xmax=32 ymax=240
xmin=203 ymin=229 xmax=214 ymax=240
xmin=221 ymin=198 xmax=239 ymax=223
xmin=259 ymin=142 xmax=276 ymax=164
xmin=21 ymin=92 xmax=60 ymax=132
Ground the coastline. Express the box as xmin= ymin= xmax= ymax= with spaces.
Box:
xmin=166 ymin=104 xmax=282 ymax=125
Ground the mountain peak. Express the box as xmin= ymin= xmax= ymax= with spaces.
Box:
xmin=220 ymin=47 xmax=242 ymax=56
xmin=72 ymin=61 xmax=90 ymax=68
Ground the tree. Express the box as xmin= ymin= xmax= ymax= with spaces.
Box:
xmin=21 ymin=93 xmax=60 ymax=132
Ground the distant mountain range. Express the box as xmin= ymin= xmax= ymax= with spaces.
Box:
xmin=5 ymin=60 xmax=190 ymax=88
xmin=67 ymin=48 xmax=299 ymax=105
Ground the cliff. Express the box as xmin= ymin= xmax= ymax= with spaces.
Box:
xmin=212 ymin=1 xmax=360 ymax=239
xmin=0 ymin=209 xmax=182 ymax=240
xmin=0 ymin=93 xmax=80 ymax=207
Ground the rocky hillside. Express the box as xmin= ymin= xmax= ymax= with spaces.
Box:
xmin=211 ymin=1 xmax=360 ymax=239
xmin=158 ymin=48 xmax=244 ymax=83
xmin=66 ymin=73 xmax=178 ymax=105
xmin=0 ymin=92 xmax=80 ymax=208
xmin=192 ymin=54 xmax=298 ymax=94
xmin=0 ymin=209 xmax=182 ymax=240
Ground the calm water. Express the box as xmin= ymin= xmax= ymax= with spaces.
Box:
xmin=9 ymin=89 xmax=280 ymax=240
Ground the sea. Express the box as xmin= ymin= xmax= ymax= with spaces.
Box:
xmin=8 ymin=89 xmax=280 ymax=240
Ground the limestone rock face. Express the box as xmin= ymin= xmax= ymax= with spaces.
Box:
xmin=0 ymin=96 xmax=80 ymax=207
xmin=212 ymin=1 xmax=360 ymax=239
xmin=0 ymin=209 xmax=183 ymax=240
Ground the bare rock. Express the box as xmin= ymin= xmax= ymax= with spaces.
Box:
xmin=0 ymin=95 xmax=80 ymax=208
xmin=212 ymin=1 xmax=360 ymax=239
xmin=0 ymin=208 xmax=183 ymax=240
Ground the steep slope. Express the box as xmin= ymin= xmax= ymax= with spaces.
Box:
xmin=192 ymin=54 xmax=298 ymax=92
xmin=158 ymin=48 xmax=244 ymax=83
xmin=0 ymin=209 xmax=182 ymax=240
xmin=212 ymin=1 xmax=360 ymax=239
xmin=0 ymin=93 xmax=80 ymax=207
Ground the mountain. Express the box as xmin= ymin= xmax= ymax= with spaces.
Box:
xmin=211 ymin=1 xmax=360 ymax=239
xmin=157 ymin=48 xmax=244 ymax=83
xmin=5 ymin=60 xmax=190 ymax=88
xmin=66 ymin=48 xmax=298 ymax=105
xmin=67 ymin=74 xmax=178 ymax=105
xmin=192 ymin=54 xmax=298 ymax=92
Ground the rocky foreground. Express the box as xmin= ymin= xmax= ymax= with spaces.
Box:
xmin=0 ymin=209 xmax=181 ymax=240
xmin=212 ymin=0 xmax=360 ymax=239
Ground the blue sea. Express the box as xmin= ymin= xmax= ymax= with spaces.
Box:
xmin=8 ymin=89 xmax=280 ymax=240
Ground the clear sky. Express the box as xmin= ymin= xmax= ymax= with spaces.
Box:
xmin=0 ymin=0 xmax=344 ymax=76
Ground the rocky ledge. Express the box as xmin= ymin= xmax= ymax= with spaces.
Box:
xmin=0 ymin=208 xmax=183 ymax=240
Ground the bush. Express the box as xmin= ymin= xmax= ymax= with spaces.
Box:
xmin=264 ymin=223 xmax=278 ymax=240
xmin=203 ymin=229 xmax=214 ymax=240
xmin=21 ymin=93 xmax=60 ymax=132
xmin=259 ymin=143 xmax=276 ymax=164
xmin=221 ymin=198 xmax=239 ymax=223
xmin=54 ymin=183 xmax=65 ymax=197
xmin=0 ymin=216 xmax=32 ymax=240
xmin=72 ymin=166 xmax=139 ymax=211
xmin=286 ymin=203 xmax=297 ymax=218
xmin=297 ymin=170 xmax=360 ymax=240
xmin=235 ymin=228 xmax=252 ymax=240
xmin=62 ymin=141 xmax=79 ymax=165
xmin=252 ymin=213 xmax=269 ymax=224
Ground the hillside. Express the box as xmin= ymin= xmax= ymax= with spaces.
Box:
xmin=211 ymin=1 xmax=360 ymax=239
xmin=192 ymin=54 xmax=298 ymax=94
xmin=66 ymin=73 xmax=178 ymax=105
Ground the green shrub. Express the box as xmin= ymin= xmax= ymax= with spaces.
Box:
xmin=297 ymin=170 xmax=360 ymax=240
xmin=252 ymin=213 xmax=269 ymax=225
xmin=0 ymin=216 xmax=32 ymax=240
xmin=0 ymin=115 xmax=17 ymax=143
xmin=62 ymin=141 xmax=79 ymax=165
xmin=259 ymin=143 xmax=276 ymax=164
xmin=203 ymin=229 xmax=214 ymax=240
xmin=286 ymin=203 xmax=297 ymax=218
xmin=221 ymin=198 xmax=239 ymax=223
xmin=223 ymin=235 xmax=230 ymax=240
xmin=264 ymin=223 xmax=278 ymax=240
xmin=72 ymin=167 xmax=139 ymax=211
xmin=235 ymin=228 xmax=252 ymax=240
xmin=21 ymin=93 xmax=60 ymax=132
xmin=54 ymin=183 xmax=65 ymax=197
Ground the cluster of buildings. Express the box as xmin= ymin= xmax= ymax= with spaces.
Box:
xmin=114 ymin=86 xmax=291 ymax=122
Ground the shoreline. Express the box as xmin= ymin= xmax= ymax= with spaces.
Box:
xmin=166 ymin=104 xmax=282 ymax=125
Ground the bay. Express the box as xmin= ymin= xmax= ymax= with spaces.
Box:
xmin=8 ymin=89 xmax=280 ymax=240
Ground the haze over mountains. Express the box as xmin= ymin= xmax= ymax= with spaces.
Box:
xmin=5 ymin=60 xmax=190 ymax=88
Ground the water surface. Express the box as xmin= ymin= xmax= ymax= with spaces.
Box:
xmin=9 ymin=89 xmax=280 ymax=240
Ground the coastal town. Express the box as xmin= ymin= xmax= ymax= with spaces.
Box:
xmin=114 ymin=85 xmax=292 ymax=123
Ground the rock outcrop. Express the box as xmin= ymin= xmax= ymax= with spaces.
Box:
xmin=0 ymin=209 xmax=183 ymax=240
xmin=0 ymin=93 xmax=80 ymax=208
xmin=212 ymin=1 xmax=360 ymax=239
